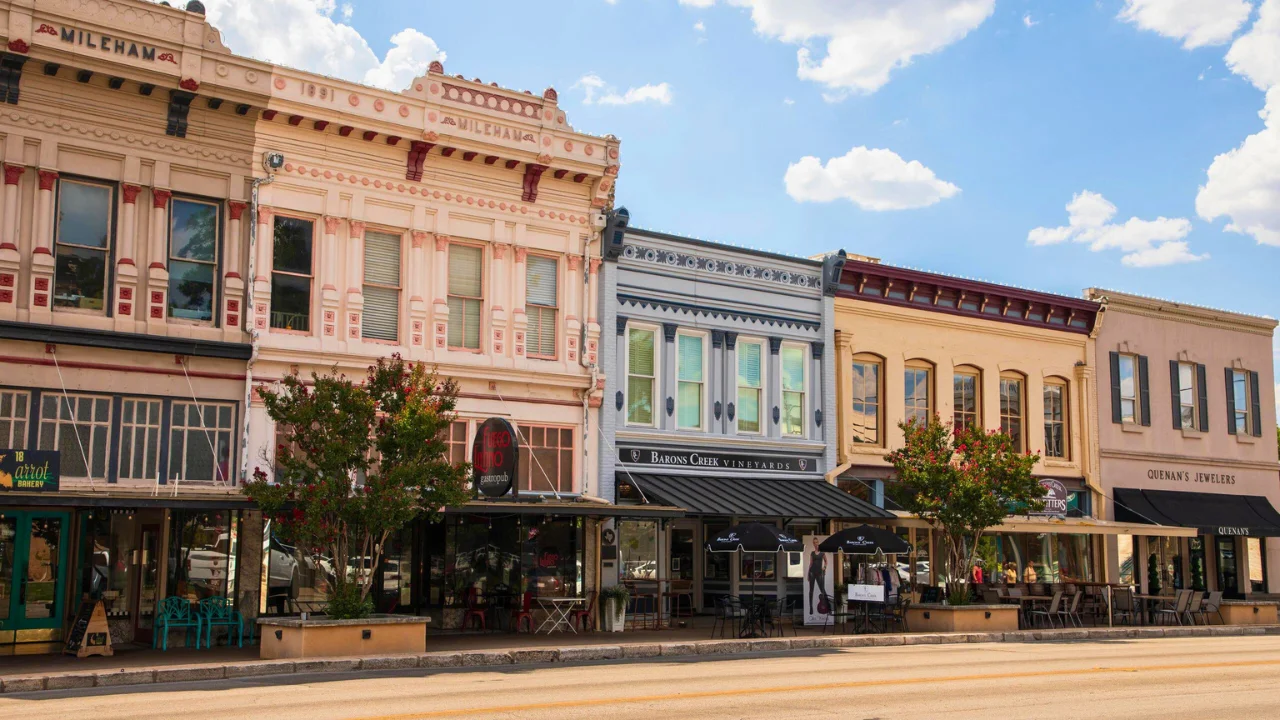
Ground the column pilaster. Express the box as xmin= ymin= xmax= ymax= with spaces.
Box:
xmin=431 ymin=234 xmax=449 ymax=350
xmin=408 ymin=230 xmax=429 ymax=356
xmin=113 ymin=183 xmax=142 ymax=332
xmin=223 ymin=200 xmax=247 ymax=339
xmin=0 ymin=164 xmax=24 ymax=318
xmin=27 ymin=169 xmax=58 ymax=322
xmin=512 ymin=246 xmax=528 ymax=358
xmin=252 ymin=207 xmax=274 ymax=334
xmin=585 ymin=256 xmax=602 ymax=367
xmin=834 ymin=330 xmax=854 ymax=464
xmin=146 ymin=188 xmax=172 ymax=328
xmin=343 ymin=218 xmax=363 ymax=343
xmin=491 ymin=242 xmax=511 ymax=361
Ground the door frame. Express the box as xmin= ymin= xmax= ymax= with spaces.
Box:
xmin=133 ymin=522 xmax=161 ymax=644
xmin=665 ymin=519 xmax=700 ymax=611
xmin=1 ymin=510 xmax=72 ymax=635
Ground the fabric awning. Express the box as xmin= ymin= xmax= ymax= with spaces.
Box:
xmin=882 ymin=510 xmax=1195 ymax=536
xmin=1114 ymin=488 xmax=1280 ymax=537
xmin=621 ymin=473 xmax=893 ymax=520
xmin=452 ymin=499 xmax=685 ymax=519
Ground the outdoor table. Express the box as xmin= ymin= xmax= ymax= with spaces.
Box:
xmin=534 ymin=597 xmax=584 ymax=634
xmin=737 ymin=595 xmax=770 ymax=638
xmin=483 ymin=592 xmax=516 ymax=633
xmin=1013 ymin=595 xmax=1054 ymax=628
xmin=1133 ymin=594 xmax=1175 ymax=625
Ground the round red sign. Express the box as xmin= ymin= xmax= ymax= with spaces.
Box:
xmin=472 ymin=417 xmax=520 ymax=498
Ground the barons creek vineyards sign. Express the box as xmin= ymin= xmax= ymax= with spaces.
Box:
xmin=472 ymin=417 xmax=519 ymax=499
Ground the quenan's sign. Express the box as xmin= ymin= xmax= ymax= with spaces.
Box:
xmin=472 ymin=418 xmax=519 ymax=499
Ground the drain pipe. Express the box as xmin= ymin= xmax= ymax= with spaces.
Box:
xmin=579 ymin=229 xmax=597 ymax=497
xmin=238 ymin=152 xmax=281 ymax=482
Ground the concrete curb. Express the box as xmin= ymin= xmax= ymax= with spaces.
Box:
xmin=4 ymin=624 xmax=1279 ymax=694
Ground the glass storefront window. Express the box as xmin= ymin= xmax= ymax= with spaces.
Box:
xmin=741 ymin=553 xmax=775 ymax=581
xmin=1148 ymin=536 xmax=1183 ymax=593
xmin=619 ymin=520 xmax=658 ymax=580
xmin=1248 ymin=537 xmax=1267 ymax=594
xmin=167 ymin=511 xmax=236 ymax=602
xmin=82 ymin=511 xmax=140 ymax=617
xmin=1118 ymin=535 xmax=1135 ymax=586
xmin=1189 ymin=538 xmax=1207 ymax=591
xmin=704 ymin=521 xmax=729 ymax=582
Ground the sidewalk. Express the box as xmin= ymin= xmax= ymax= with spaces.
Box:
xmin=3 ymin=623 xmax=1276 ymax=694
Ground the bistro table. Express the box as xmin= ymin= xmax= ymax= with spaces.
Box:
xmin=1133 ymin=594 xmax=1175 ymax=625
xmin=535 ymin=597 xmax=585 ymax=634
xmin=1011 ymin=595 xmax=1054 ymax=628
xmin=737 ymin=595 xmax=771 ymax=638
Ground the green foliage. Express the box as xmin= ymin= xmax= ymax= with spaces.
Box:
xmin=244 ymin=355 xmax=472 ymax=618
xmin=887 ymin=416 xmax=1043 ymax=597
xmin=947 ymin=585 xmax=972 ymax=607
xmin=1147 ymin=554 xmax=1161 ymax=595
xmin=600 ymin=585 xmax=630 ymax=608
xmin=325 ymin=580 xmax=374 ymax=620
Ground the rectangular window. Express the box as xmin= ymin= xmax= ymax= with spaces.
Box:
xmin=1231 ymin=369 xmax=1250 ymax=434
xmin=781 ymin=345 xmax=806 ymax=437
xmin=1177 ymin=362 xmax=1197 ymax=430
xmin=953 ymin=371 xmax=979 ymax=431
xmin=1000 ymin=377 xmax=1024 ymax=449
xmin=54 ymin=179 xmax=113 ymax=312
xmin=38 ymin=394 xmax=110 ymax=482
xmin=1118 ymin=354 xmax=1137 ymax=423
xmin=1118 ymin=535 xmax=1135 ymax=586
xmin=447 ymin=245 xmax=482 ymax=350
xmin=904 ymin=366 xmax=931 ymax=426
xmin=118 ymin=398 xmax=162 ymax=481
xmin=445 ymin=420 xmax=469 ymax=466
xmin=1044 ymin=382 xmax=1067 ymax=459
xmin=626 ymin=327 xmax=656 ymax=426
xmin=168 ymin=197 xmax=220 ymax=323
xmin=851 ymin=360 xmax=881 ymax=444
xmin=736 ymin=340 xmax=764 ymax=433
xmin=0 ymin=390 xmax=30 ymax=449
xmin=1248 ymin=537 xmax=1267 ymax=593
xmin=525 ymin=255 xmax=558 ymax=359
xmin=167 ymin=510 xmax=235 ymax=603
xmin=169 ymin=402 xmax=235 ymax=484
xmin=361 ymin=230 xmax=402 ymax=341
xmin=676 ymin=333 xmax=705 ymax=430
xmin=270 ymin=216 xmax=314 ymax=332
xmin=516 ymin=425 xmax=573 ymax=494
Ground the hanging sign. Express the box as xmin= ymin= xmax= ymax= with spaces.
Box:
xmin=472 ymin=418 xmax=519 ymax=499
xmin=1032 ymin=478 xmax=1069 ymax=517
xmin=0 ymin=450 xmax=60 ymax=492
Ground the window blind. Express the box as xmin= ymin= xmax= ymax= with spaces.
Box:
xmin=362 ymin=287 xmax=399 ymax=341
xmin=364 ymin=231 xmax=401 ymax=286
xmin=628 ymin=329 xmax=654 ymax=376
xmin=738 ymin=342 xmax=762 ymax=387
xmin=448 ymin=245 xmax=482 ymax=297
xmin=678 ymin=335 xmax=703 ymax=382
xmin=781 ymin=346 xmax=805 ymax=391
xmin=447 ymin=296 xmax=481 ymax=349
xmin=526 ymin=255 xmax=557 ymax=307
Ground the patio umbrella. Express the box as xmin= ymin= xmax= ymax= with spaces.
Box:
xmin=706 ymin=523 xmax=803 ymax=637
xmin=818 ymin=524 xmax=909 ymax=555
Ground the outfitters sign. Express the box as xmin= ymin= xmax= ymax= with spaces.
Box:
xmin=1032 ymin=478 xmax=1070 ymax=517
xmin=618 ymin=447 xmax=815 ymax=473
xmin=472 ymin=418 xmax=519 ymax=499
xmin=0 ymin=450 xmax=60 ymax=491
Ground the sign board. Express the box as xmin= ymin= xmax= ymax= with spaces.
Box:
xmin=849 ymin=584 xmax=886 ymax=603
xmin=801 ymin=535 xmax=834 ymax=626
xmin=618 ymin=447 xmax=816 ymax=473
xmin=1032 ymin=478 xmax=1069 ymax=517
xmin=472 ymin=418 xmax=519 ymax=499
xmin=0 ymin=450 xmax=60 ymax=492
xmin=64 ymin=599 xmax=113 ymax=658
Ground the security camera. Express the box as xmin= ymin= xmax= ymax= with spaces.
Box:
xmin=263 ymin=152 xmax=285 ymax=172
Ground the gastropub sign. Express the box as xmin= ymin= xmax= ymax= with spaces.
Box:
xmin=472 ymin=417 xmax=519 ymax=499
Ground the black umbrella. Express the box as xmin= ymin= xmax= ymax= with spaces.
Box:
xmin=818 ymin=524 xmax=910 ymax=555
xmin=706 ymin=523 xmax=802 ymax=637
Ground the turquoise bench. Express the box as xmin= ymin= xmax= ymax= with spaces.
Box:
xmin=199 ymin=596 xmax=254 ymax=648
xmin=154 ymin=596 xmax=202 ymax=651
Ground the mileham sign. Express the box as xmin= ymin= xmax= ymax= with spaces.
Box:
xmin=618 ymin=447 xmax=816 ymax=473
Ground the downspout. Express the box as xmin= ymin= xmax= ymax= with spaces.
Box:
xmin=579 ymin=230 xmax=597 ymax=497
xmin=238 ymin=164 xmax=276 ymax=482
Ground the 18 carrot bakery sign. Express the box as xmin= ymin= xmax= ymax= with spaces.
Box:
xmin=0 ymin=450 xmax=60 ymax=492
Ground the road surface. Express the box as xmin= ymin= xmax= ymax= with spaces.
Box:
xmin=4 ymin=635 xmax=1280 ymax=719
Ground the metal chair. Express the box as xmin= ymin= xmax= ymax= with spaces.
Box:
xmin=1155 ymin=589 xmax=1193 ymax=626
xmin=1185 ymin=591 xmax=1204 ymax=625
xmin=1056 ymin=591 xmax=1083 ymax=628
xmin=571 ymin=591 xmax=597 ymax=632
xmin=510 ymin=591 xmax=535 ymax=633
xmin=154 ymin=597 xmax=202 ymax=651
xmin=1026 ymin=591 xmax=1063 ymax=628
xmin=462 ymin=587 xmax=487 ymax=631
xmin=1199 ymin=591 xmax=1224 ymax=625
xmin=1112 ymin=587 xmax=1136 ymax=626
xmin=199 ymin=596 xmax=252 ymax=648
xmin=664 ymin=579 xmax=695 ymax=621
xmin=711 ymin=596 xmax=745 ymax=639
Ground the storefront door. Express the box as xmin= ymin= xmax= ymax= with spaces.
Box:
xmin=1216 ymin=536 xmax=1241 ymax=599
xmin=668 ymin=522 xmax=696 ymax=611
xmin=134 ymin=524 xmax=161 ymax=644
xmin=0 ymin=511 xmax=71 ymax=640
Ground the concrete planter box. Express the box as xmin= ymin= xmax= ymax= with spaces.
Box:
xmin=906 ymin=603 xmax=1020 ymax=633
xmin=257 ymin=615 xmax=427 ymax=659
xmin=1216 ymin=600 xmax=1280 ymax=626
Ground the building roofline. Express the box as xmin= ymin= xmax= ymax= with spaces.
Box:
xmin=623 ymin=226 xmax=824 ymax=268
xmin=1085 ymin=288 xmax=1278 ymax=332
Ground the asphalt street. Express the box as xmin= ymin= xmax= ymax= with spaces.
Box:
xmin=4 ymin=635 xmax=1280 ymax=719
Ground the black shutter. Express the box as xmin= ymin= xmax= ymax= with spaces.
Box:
xmin=1169 ymin=360 xmax=1181 ymax=430
xmin=1196 ymin=364 xmax=1209 ymax=433
xmin=1250 ymin=370 xmax=1262 ymax=437
xmin=1225 ymin=367 xmax=1237 ymax=435
xmin=1138 ymin=355 xmax=1150 ymax=427
xmin=1109 ymin=351 xmax=1122 ymax=424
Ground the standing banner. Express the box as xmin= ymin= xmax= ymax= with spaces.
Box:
xmin=801 ymin=534 xmax=834 ymax=626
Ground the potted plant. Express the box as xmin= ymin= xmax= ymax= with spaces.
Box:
xmin=600 ymin=585 xmax=629 ymax=632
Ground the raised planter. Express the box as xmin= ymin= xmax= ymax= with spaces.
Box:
xmin=257 ymin=615 xmax=427 ymax=659
xmin=906 ymin=603 xmax=1020 ymax=633
xmin=1215 ymin=600 xmax=1280 ymax=626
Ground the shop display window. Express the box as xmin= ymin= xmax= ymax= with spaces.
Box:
xmin=81 ymin=511 xmax=139 ymax=617
xmin=167 ymin=510 xmax=237 ymax=602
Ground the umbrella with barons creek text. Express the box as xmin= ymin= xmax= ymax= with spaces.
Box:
xmin=706 ymin=523 xmax=803 ymax=638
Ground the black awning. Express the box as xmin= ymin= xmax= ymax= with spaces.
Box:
xmin=450 ymin=499 xmax=684 ymax=519
xmin=623 ymin=474 xmax=893 ymax=520
xmin=0 ymin=493 xmax=255 ymax=510
xmin=1114 ymin=488 xmax=1280 ymax=537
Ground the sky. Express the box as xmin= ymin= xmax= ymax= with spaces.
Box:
xmin=195 ymin=0 xmax=1280 ymax=413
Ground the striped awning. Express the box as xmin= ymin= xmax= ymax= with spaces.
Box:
xmin=621 ymin=473 xmax=892 ymax=520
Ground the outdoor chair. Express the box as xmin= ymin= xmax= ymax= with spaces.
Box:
xmin=711 ymin=596 xmax=745 ymax=639
xmin=199 ymin=596 xmax=253 ymax=648
xmin=1026 ymin=591 xmax=1063 ymax=628
xmin=626 ymin=582 xmax=659 ymax=630
xmin=1112 ymin=587 xmax=1136 ymax=626
xmin=875 ymin=595 xmax=909 ymax=633
xmin=1056 ymin=591 xmax=1083 ymax=628
xmin=463 ymin=587 xmax=487 ymax=631
xmin=1199 ymin=591 xmax=1224 ymax=625
xmin=982 ymin=589 xmax=1001 ymax=604
xmin=665 ymin=579 xmax=695 ymax=620
xmin=1155 ymin=589 xmax=1193 ymax=626
xmin=511 ymin=592 xmax=535 ymax=633
xmin=571 ymin=591 xmax=597 ymax=632
xmin=765 ymin=597 xmax=798 ymax=637
xmin=154 ymin=597 xmax=202 ymax=651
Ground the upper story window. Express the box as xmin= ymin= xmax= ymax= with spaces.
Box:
xmin=1173 ymin=361 xmax=1202 ymax=431
xmin=38 ymin=394 xmax=110 ymax=483
xmin=999 ymin=374 xmax=1024 ymax=450
xmin=169 ymin=402 xmax=234 ymax=484
xmin=167 ymin=197 xmax=220 ymax=324
xmin=447 ymin=244 xmax=483 ymax=350
xmin=1109 ymin=352 xmax=1149 ymax=426
xmin=1118 ymin=354 xmax=1137 ymax=423
xmin=736 ymin=339 xmax=764 ymax=434
xmin=953 ymin=368 xmax=981 ymax=432
xmin=517 ymin=424 xmax=573 ymax=494
xmin=851 ymin=356 xmax=881 ymax=445
xmin=270 ymin=216 xmax=314 ymax=332
xmin=54 ymin=179 xmax=113 ymax=313
xmin=118 ymin=398 xmax=162 ymax=481
xmin=781 ymin=345 xmax=807 ymax=437
xmin=1226 ymin=368 xmax=1261 ymax=437
xmin=445 ymin=420 xmax=470 ymax=466
xmin=0 ymin=390 xmax=30 ymax=449
xmin=676 ymin=332 xmax=706 ymax=431
xmin=362 ymin=230 xmax=402 ymax=342
xmin=1044 ymin=380 xmax=1068 ymax=459
xmin=526 ymin=255 xmax=558 ymax=359
xmin=904 ymin=364 xmax=932 ymax=427
xmin=626 ymin=326 xmax=657 ymax=426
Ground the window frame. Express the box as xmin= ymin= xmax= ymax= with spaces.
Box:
xmin=446 ymin=242 xmax=485 ymax=351
xmin=999 ymin=373 xmax=1026 ymax=451
xmin=675 ymin=329 xmax=708 ymax=432
xmin=1117 ymin=353 xmax=1139 ymax=424
xmin=269 ymin=213 xmax=316 ymax=333
xmin=1176 ymin=361 xmax=1198 ymax=431
xmin=165 ymin=194 xmax=223 ymax=326
xmin=361 ymin=227 xmax=405 ymax=343
xmin=525 ymin=253 xmax=559 ymax=360
xmin=117 ymin=397 xmax=163 ymax=482
xmin=1043 ymin=379 xmax=1069 ymax=460
xmin=850 ymin=354 xmax=883 ymax=446
xmin=780 ymin=342 xmax=808 ymax=438
xmin=904 ymin=361 xmax=933 ymax=427
xmin=953 ymin=367 xmax=982 ymax=433
xmin=624 ymin=323 xmax=659 ymax=428
xmin=1231 ymin=369 xmax=1250 ymax=435
xmin=53 ymin=176 xmax=116 ymax=316
xmin=735 ymin=337 xmax=766 ymax=435
xmin=37 ymin=392 xmax=112 ymax=483
xmin=0 ymin=389 xmax=31 ymax=449
xmin=168 ymin=401 xmax=237 ymax=485
xmin=515 ymin=422 xmax=576 ymax=495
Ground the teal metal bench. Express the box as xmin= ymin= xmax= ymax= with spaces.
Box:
xmin=154 ymin=597 xmax=202 ymax=651
xmin=199 ymin=596 xmax=254 ymax=648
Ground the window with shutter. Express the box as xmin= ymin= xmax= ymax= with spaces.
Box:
xmin=447 ymin=245 xmax=483 ymax=349
xmin=526 ymin=255 xmax=558 ymax=359
xmin=1116 ymin=354 xmax=1137 ymax=424
xmin=736 ymin=340 xmax=764 ymax=433
xmin=1172 ymin=361 xmax=1197 ymax=430
xmin=626 ymin=326 xmax=656 ymax=426
xmin=1230 ymin=369 xmax=1249 ymax=435
xmin=781 ymin=345 xmax=806 ymax=437
xmin=362 ymin=230 xmax=402 ymax=341
xmin=676 ymin=333 xmax=705 ymax=430
xmin=1249 ymin=370 xmax=1262 ymax=437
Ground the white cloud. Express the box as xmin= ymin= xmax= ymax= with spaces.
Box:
xmin=1226 ymin=0 xmax=1280 ymax=91
xmin=1119 ymin=0 xmax=1253 ymax=49
xmin=575 ymin=74 xmax=673 ymax=106
xmin=1023 ymin=14 xmax=1038 ymax=28
xmin=784 ymin=146 xmax=960 ymax=211
xmin=202 ymin=0 xmax=443 ymax=91
xmin=783 ymin=97 xmax=795 ymax=105
xmin=683 ymin=1 xmax=993 ymax=95
xmin=694 ymin=21 xmax=706 ymax=32
xmin=340 ymin=2 xmax=352 ymax=21
xmin=1028 ymin=190 xmax=1205 ymax=267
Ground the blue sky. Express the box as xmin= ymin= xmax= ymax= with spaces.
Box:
xmin=201 ymin=0 xmax=1279 ymax=400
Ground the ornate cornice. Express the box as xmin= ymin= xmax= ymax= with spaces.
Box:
xmin=619 ymin=295 xmax=821 ymax=333
xmin=0 ymin=110 xmax=251 ymax=167
xmin=619 ymin=242 xmax=822 ymax=292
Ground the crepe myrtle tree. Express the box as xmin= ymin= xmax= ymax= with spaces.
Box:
xmin=244 ymin=355 xmax=471 ymax=618
xmin=887 ymin=416 xmax=1043 ymax=604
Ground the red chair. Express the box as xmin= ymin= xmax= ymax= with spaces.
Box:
xmin=571 ymin=591 xmax=597 ymax=632
xmin=511 ymin=592 xmax=535 ymax=633
xmin=463 ymin=587 xmax=487 ymax=631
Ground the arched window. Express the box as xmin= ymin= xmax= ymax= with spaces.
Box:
xmin=953 ymin=365 xmax=982 ymax=432
xmin=1043 ymin=377 xmax=1069 ymax=459
xmin=851 ymin=353 xmax=883 ymax=445
xmin=904 ymin=359 xmax=934 ymax=427
xmin=999 ymin=371 xmax=1027 ymax=450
